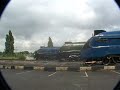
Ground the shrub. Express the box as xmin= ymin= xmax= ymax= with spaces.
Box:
xmin=18 ymin=55 xmax=26 ymax=60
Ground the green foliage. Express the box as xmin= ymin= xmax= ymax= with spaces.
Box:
xmin=0 ymin=53 xmax=26 ymax=60
xmin=9 ymin=30 xmax=14 ymax=54
xmin=18 ymin=55 xmax=26 ymax=60
xmin=5 ymin=34 xmax=10 ymax=54
xmin=0 ymin=52 xmax=3 ymax=55
xmin=5 ymin=30 xmax=14 ymax=55
xmin=19 ymin=51 xmax=29 ymax=55
xmin=0 ymin=56 xmax=18 ymax=60
xmin=48 ymin=37 xmax=53 ymax=47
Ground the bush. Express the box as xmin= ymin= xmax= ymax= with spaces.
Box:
xmin=0 ymin=52 xmax=27 ymax=60
xmin=18 ymin=55 xmax=26 ymax=60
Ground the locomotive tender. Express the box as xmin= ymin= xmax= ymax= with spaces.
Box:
xmin=59 ymin=42 xmax=85 ymax=61
xmin=80 ymin=30 xmax=120 ymax=65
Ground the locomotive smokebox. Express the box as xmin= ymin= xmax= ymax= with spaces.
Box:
xmin=94 ymin=30 xmax=106 ymax=36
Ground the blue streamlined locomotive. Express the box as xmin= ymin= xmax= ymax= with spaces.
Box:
xmin=34 ymin=47 xmax=60 ymax=60
xmin=80 ymin=30 xmax=120 ymax=65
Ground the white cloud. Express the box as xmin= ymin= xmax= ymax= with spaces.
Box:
xmin=0 ymin=0 xmax=120 ymax=52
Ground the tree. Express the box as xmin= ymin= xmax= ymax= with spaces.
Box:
xmin=5 ymin=34 xmax=10 ymax=54
xmin=5 ymin=30 xmax=14 ymax=55
xmin=48 ymin=37 xmax=53 ymax=47
xmin=9 ymin=30 xmax=14 ymax=54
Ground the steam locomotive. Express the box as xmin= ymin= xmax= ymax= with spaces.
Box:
xmin=34 ymin=42 xmax=85 ymax=61
xmin=80 ymin=30 xmax=120 ymax=65
xmin=34 ymin=47 xmax=60 ymax=60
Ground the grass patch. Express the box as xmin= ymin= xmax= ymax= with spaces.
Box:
xmin=0 ymin=54 xmax=26 ymax=60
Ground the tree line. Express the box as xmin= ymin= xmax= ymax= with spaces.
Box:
xmin=3 ymin=30 xmax=53 ymax=56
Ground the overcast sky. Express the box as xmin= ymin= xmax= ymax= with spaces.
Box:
xmin=0 ymin=0 xmax=120 ymax=52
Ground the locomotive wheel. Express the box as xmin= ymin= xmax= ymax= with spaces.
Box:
xmin=111 ymin=56 xmax=120 ymax=64
xmin=112 ymin=57 xmax=117 ymax=64
xmin=102 ymin=56 xmax=111 ymax=65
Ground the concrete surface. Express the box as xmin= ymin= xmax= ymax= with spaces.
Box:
xmin=1 ymin=69 xmax=120 ymax=90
